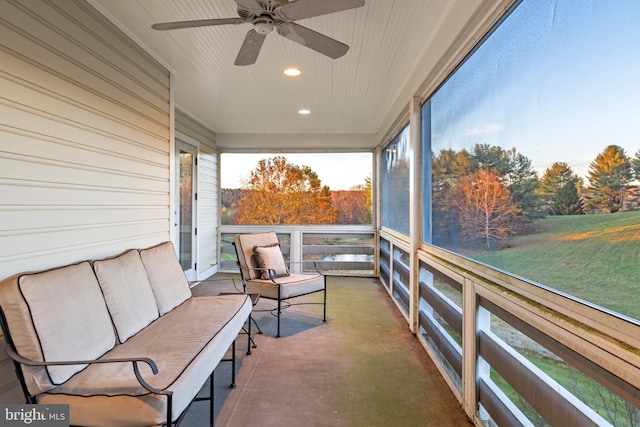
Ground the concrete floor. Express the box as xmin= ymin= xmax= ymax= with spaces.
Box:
xmin=183 ymin=275 xmax=472 ymax=427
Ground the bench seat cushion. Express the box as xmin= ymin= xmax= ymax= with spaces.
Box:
xmin=245 ymin=273 xmax=325 ymax=299
xmin=38 ymin=294 xmax=252 ymax=427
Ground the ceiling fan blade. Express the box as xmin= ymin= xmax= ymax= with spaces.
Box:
xmin=235 ymin=29 xmax=267 ymax=66
xmin=234 ymin=0 xmax=264 ymax=14
xmin=152 ymin=18 xmax=246 ymax=31
xmin=276 ymin=0 xmax=364 ymax=21
xmin=277 ymin=22 xmax=348 ymax=59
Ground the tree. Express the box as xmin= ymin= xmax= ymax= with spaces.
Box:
xmin=352 ymin=176 xmax=373 ymax=224
xmin=220 ymin=188 xmax=241 ymax=225
xmin=539 ymin=162 xmax=584 ymax=215
xmin=586 ymin=145 xmax=632 ymax=213
xmin=632 ymin=149 xmax=640 ymax=181
xmin=332 ymin=180 xmax=372 ymax=225
xmin=455 ymin=167 xmax=518 ymax=249
xmin=473 ymin=144 xmax=542 ymax=220
xmin=234 ymin=156 xmax=338 ymax=224
xmin=431 ymin=149 xmax=476 ymax=245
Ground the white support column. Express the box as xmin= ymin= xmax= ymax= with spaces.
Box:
xmin=409 ymin=96 xmax=422 ymax=334
xmin=462 ymin=277 xmax=483 ymax=420
xmin=169 ymin=72 xmax=177 ymax=245
xmin=289 ymin=229 xmax=302 ymax=274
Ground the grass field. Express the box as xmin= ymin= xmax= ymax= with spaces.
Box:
xmin=453 ymin=211 xmax=640 ymax=425
xmin=464 ymin=210 xmax=640 ymax=320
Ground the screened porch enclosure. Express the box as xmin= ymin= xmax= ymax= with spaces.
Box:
xmin=1 ymin=0 xmax=640 ymax=426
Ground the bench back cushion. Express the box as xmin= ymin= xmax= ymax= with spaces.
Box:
xmin=93 ymin=250 xmax=159 ymax=343
xmin=2 ymin=262 xmax=117 ymax=392
xmin=139 ymin=242 xmax=191 ymax=315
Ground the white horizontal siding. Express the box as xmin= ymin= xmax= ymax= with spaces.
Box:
xmin=0 ymin=0 xmax=171 ymax=403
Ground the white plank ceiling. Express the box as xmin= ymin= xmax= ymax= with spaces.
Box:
xmin=89 ymin=0 xmax=502 ymax=148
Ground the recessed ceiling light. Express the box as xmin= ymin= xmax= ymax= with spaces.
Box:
xmin=297 ymin=108 xmax=311 ymax=115
xmin=283 ymin=67 xmax=302 ymax=77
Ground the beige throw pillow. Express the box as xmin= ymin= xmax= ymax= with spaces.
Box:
xmin=252 ymin=244 xmax=289 ymax=280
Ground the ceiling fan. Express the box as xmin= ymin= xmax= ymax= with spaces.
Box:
xmin=152 ymin=0 xmax=365 ymax=66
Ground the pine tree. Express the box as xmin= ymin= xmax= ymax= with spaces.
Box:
xmin=539 ymin=162 xmax=584 ymax=215
xmin=586 ymin=145 xmax=632 ymax=213
xmin=632 ymin=149 xmax=640 ymax=181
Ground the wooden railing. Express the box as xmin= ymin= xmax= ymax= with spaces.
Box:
xmin=218 ymin=225 xmax=377 ymax=276
xmin=380 ymin=231 xmax=640 ymax=427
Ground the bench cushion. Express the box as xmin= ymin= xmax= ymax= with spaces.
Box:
xmin=93 ymin=250 xmax=159 ymax=343
xmin=0 ymin=262 xmax=117 ymax=392
xmin=139 ymin=242 xmax=191 ymax=315
xmin=38 ymin=294 xmax=252 ymax=427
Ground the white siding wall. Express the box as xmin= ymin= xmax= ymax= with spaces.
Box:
xmin=0 ymin=0 xmax=171 ymax=402
xmin=176 ymin=110 xmax=219 ymax=279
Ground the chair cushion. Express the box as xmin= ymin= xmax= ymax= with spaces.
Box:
xmin=253 ymin=243 xmax=289 ymax=280
xmin=245 ymin=273 xmax=324 ymax=299
xmin=18 ymin=262 xmax=116 ymax=385
xmin=139 ymin=242 xmax=191 ymax=315
xmin=93 ymin=250 xmax=159 ymax=343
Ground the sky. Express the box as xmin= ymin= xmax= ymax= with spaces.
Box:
xmin=430 ymin=0 xmax=640 ymax=180
xmin=221 ymin=152 xmax=372 ymax=190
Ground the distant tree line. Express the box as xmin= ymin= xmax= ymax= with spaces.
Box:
xmin=433 ymin=144 xmax=640 ymax=248
xmin=221 ymin=147 xmax=639 ymax=248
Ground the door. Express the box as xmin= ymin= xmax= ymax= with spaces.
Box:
xmin=176 ymin=140 xmax=197 ymax=280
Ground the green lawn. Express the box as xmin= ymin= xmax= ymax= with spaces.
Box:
xmin=430 ymin=212 xmax=640 ymax=425
xmin=467 ymin=210 xmax=640 ymax=320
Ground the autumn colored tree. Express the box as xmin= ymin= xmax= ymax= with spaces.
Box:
xmin=473 ymin=144 xmax=542 ymax=220
xmin=332 ymin=177 xmax=372 ymax=224
xmin=539 ymin=162 xmax=584 ymax=215
xmin=455 ymin=167 xmax=518 ymax=249
xmin=431 ymin=149 xmax=476 ymax=245
xmin=586 ymin=145 xmax=632 ymax=213
xmin=220 ymin=188 xmax=241 ymax=225
xmin=234 ymin=156 xmax=338 ymax=224
xmin=432 ymin=144 xmax=540 ymax=247
xmin=363 ymin=176 xmax=373 ymax=221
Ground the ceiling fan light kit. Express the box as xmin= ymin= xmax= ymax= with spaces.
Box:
xmin=253 ymin=17 xmax=274 ymax=35
xmin=152 ymin=0 xmax=365 ymax=66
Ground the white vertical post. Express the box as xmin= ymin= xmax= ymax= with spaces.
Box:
xmin=409 ymin=96 xmax=422 ymax=334
xmin=169 ymin=72 xmax=177 ymax=246
xmin=289 ymin=229 xmax=302 ymax=274
xmin=462 ymin=277 xmax=484 ymax=420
